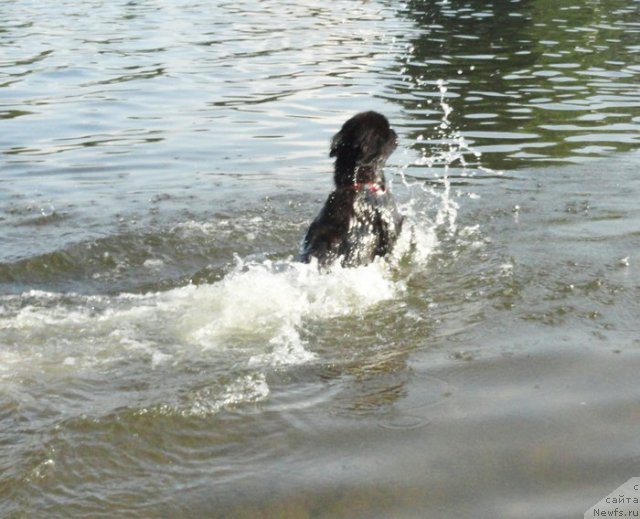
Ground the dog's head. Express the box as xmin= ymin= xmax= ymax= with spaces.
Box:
xmin=330 ymin=111 xmax=397 ymax=188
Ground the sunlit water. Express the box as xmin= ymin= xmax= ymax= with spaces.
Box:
xmin=1 ymin=0 xmax=640 ymax=517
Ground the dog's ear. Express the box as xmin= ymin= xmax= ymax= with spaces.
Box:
xmin=329 ymin=130 xmax=345 ymax=158
xmin=330 ymin=126 xmax=381 ymax=164
xmin=330 ymin=112 xmax=396 ymax=167
xmin=330 ymin=128 xmax=363 ymax=163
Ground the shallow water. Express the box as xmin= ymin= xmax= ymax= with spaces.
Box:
xmin=1 ymin=0 xmax=640 ymax=517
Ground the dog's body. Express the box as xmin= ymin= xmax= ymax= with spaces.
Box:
xmin=299 ymin=111 xmax=403 ymax=267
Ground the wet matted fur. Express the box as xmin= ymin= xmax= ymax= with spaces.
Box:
xmin=300 ymin=111 xmax=404 ymax=267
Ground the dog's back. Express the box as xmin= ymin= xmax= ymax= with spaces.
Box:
xmin=300 ymin=112 xmax=403 ymax=268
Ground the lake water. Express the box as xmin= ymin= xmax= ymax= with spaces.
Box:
xmin=1 ymin=0 xmax=640 ymax=517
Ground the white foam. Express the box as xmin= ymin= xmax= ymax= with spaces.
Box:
xmin=171 ymin=256 xmax=403 ymax=365
xmin=0 ymin=182 xmax=453 ymax=384
xmin=0 ymin=251 xmax=410 ymax=388
xmin=143 ymin=258 xmax=164 ymax=269
xmin=0 ymin=139 xmax=464 ymax=417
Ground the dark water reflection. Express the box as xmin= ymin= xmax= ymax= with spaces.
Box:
xmin=391 ymin=0 xmax=640 ymax=169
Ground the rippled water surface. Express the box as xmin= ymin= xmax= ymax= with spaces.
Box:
xmin=2 ymin=0 xmax=640 ymax=517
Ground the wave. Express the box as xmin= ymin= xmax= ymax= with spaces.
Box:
xmin=0 ymin=183 xmax=452 ymax=417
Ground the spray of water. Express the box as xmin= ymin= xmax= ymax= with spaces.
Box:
xmin=0 ymin=80 xmax=485 ymax=417
xmin=391 ymin=77 xmax=493 ymax=262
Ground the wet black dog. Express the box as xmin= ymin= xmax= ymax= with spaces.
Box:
xmin=299 ymin=111 xmax=404 ymax=267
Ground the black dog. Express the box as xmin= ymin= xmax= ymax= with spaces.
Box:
xmin=299 ymin=111 xmax=404 ymax=267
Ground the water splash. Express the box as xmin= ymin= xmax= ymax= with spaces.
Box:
xmin=0 ymin=79 xmax=477 ymax=417
xmin=0 ymin=253 xmax=409 ymax=415
xmin=407 ymin=79 xmax=485 ymax=173
xmin=392 ymin=78 xmax=504 ymax=246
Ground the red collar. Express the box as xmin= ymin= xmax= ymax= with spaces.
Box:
xmin=353 ymin=183 xmax=384 ymax=193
